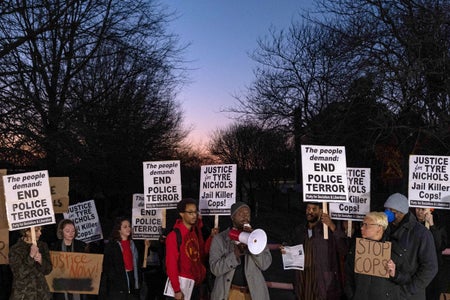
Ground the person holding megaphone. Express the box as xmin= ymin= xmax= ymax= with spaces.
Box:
xmin=209 ymin=201 xmax=272 ymax=300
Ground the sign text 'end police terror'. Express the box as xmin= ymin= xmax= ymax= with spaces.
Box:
xmin=146 ymin=176 xmax=179 ymax=202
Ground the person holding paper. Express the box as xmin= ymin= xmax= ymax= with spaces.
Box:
xmin=165 ymin=198 xmax=206 ymax=300
xmin=414 ymin=207 xmax=447 ymax=300
xmin=209 ymin=201 xmax=272 ymax=300
xmin=51 ymin=218 xmax=88 ymax=300
xmin=281 ymin=202 xmax=347 ymax=300
xmin=9 ymin=226 xmax=53 ymax=300
xmin=99 ymin=217 xmax=140 ymax=300
xmin=383 ymin=193 xmax=438 ymax=300
xmin=344 ymin=212 xmax=400 ymax=299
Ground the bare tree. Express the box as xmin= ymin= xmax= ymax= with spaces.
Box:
xmin=0 ymin=0 xmax=186 ymax=176
xmin=209 ymin=122 xmax=294 ymax=210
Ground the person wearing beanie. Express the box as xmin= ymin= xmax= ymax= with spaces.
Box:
xmin=384 ymin=193 xmax=438 ymax=300
xmin=209 ymin=201 xmax=272 ymax=300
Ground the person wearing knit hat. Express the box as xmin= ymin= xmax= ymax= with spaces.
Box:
xmin=383 ymin=193 xmax=438 ymax=299
xmin=383 ymin=193 xmax=409 ymax=226
xmin=230 ymin=201 xmax=250 ymax=221
xmin=209 ymin=201 xmax=272 ymax=300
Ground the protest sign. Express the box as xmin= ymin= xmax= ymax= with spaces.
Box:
xmin=0 ymin=228 xmax=8 ymax=264
xmin=301 ymin=145 xmax=349 ymax=202
xmin=143 ymin=160 xmax=181 ymax=209
xmin=3 ymin=170 xmax=55 ymax=230
xmin=46 ymin=251 xmax=103 ymax=294
xmin=64 ymin=200 xmax=103 ymax=243
xmin=132 ymin=193 xmax=163 ymax=240
xmin=0 ymin=170 xmax=8 ymax=229
xmin=199 ymin=164 xmax=237 ymax=215
xmin=409 ymin=155 xmax=450 ymax=209
xmin=330 ymin=168 xmax=370 ymax=220
xmin=354 ymin=237 xmax=391 ymax=278
xmin=49 ymin=177 xmax=69 ymax=214
xmin=281 ymin=244 xmax=304 ymax=270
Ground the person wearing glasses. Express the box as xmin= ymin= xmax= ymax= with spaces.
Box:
xmin=344 ymin=212 xmax=400 ymax=299
xmin=165 ymin=198 xmax=206 ymax=300
xmin=383 ymin=193 xmax=438 ymax=300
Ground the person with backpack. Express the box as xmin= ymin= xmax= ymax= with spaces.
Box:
xmin=165 ymin=198 xmax=207 ymax=300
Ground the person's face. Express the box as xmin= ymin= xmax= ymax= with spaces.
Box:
xmin=306 ymin=204 xmax=321 ymax=223
xmin=119 ymin=220 xmax=131 ymax=240
xmin=415 ymin=207 xmax=428 ymax=222
xmin=26 ymin=226 xmax=42 ymax=241
xmin=385 ymin=207 xmax=405 ymax=226
xmin=232 ymin=206 xmax=251 ymax=229
xmin=180 ymin=203 xmax=198 ymax=227
xmin=62 ymin=224 xmax=76 ymax=242
xmin=361 ymin=216 xmax=383 ymax=241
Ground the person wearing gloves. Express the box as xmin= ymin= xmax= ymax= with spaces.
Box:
xmin=209 ymin=201 xmax=272 ymax=300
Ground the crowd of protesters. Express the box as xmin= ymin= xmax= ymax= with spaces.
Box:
xmin=1 ymin=193 xmax=449 ymax=300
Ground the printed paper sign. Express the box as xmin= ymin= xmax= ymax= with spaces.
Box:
xmin=282 ymin=244 xmax=304 ymax=270
xmin=46 ymin=251 xmax=103 ymax=294
xmin=330 ymin=168 xmax=370 ymax=220
xmin=199 ymin=164 xmax=237 ymax=215
xmin=409 ymin=155 xmax=450 ymax=209
xmin=132 ymin=193 xmax=163 ymax=240
xmin=0 ymin=228 xmax=8 ymax=264
xmin=354 ymin=238 xmax=391 ymax=278
xmin=64 ymin=200 xmax=103 ymax=243
xmin=49 ymin=177 xmax=70 ymax=214
xmin=143 ymin=160 xmax=181 ymax=209
xmin=301 ymin=145 xmax=349 ymax=202
xmin=3 ymin=170 xmax=55 ymax=230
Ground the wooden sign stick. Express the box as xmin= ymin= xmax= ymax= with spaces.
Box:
xmin=30 ymin=226 xmax=37 ymax=245
xmin=323 ymin=202 xmax=328 ymax=240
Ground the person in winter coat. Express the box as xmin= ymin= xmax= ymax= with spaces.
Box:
xmin=9 ymin=226 xmax=53 ymax=300
xmin=414 ymin=207 xmax=447 ymax=300
xmin=99 ymin=217 xmax=140 ymax=300
xmin=384 ymin=193 xmax=438 ymax=300
xmin=209 ymin=201 xmax=272 ymax=300
xmin=51 ymin=218 xmax=89 ymax=300
xmin=344 ymin=212 xmax=400 ymax=299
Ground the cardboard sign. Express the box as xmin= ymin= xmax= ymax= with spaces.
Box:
xmin=3 ymin=170 xmax=55 ymax=230
xmin=0 ymin=228 xmax=8 ymax=264
xmin=354 ymin=237 xmax=391 ymax=278
xmin=330 ymin=168 xmax=371 ymax=220
xmin=0 ymin=170 xmax=8 ymax=229
xmin=409 ymin=155 xmax=450 ymax=209
xmin=49 ymin=177 xmax=70 ymax=214
xmin=199 ymin=164 xmax=237 ymax=215
xmin=132 ymin=193 xmax=163 ymax=240
xmin=143 ymin=160 xmax=182 ymax=209
xmin=46 ymin=251 xmax=103 ymax=294
xmin=301 ymin=145 xmax=349 ymax=202
xmin=64 ymin=200 xmax=103 ymax=243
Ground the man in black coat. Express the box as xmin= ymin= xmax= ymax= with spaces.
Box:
xmin=384 ymin=193 xmax=438 ymax=300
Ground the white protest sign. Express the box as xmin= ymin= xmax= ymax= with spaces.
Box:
xmin=64 ymin=200 xmax=103 ymax=243
xmin=330 ymin=168 xmax=371 ymax=220
xmin=199 ymin=164 xmax=237 ymax=215
xmin=132 ymin=193 xmax=163 ymax=240
xmin=143 ymin=160 xmax=181 ymax=209
xmin=301 ymin=145 xmax=349 ymax=202
xmin=3 ymin=170 xmax=55 ymax=230
xmin=409 ymin=155 xmax=450 ymax=209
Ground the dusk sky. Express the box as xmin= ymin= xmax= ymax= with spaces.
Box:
xmin=165 ymin=0 xmax=315 ymax=149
